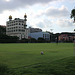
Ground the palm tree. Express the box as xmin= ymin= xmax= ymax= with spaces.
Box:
xmin=71 ymin=8 xmax=75 ymax=22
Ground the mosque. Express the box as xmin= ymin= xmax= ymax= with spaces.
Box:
xmin=6 ymin=14 xmax=29 ymax=40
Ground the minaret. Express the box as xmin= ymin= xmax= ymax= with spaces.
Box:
xmin=9 ymin=15 xmax=12 ymax=21
xmin=24 ymin=13 xmax=27 ymax=29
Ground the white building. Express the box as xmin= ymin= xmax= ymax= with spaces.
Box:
xmin=28 ymin=32 xmax=50 ymax=41
xmin=6 ymin=14 xmax=28 ymax=40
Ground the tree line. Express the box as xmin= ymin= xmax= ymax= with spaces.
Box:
xmin=0 ymin=25 xmax=74 ymax=43
xmin=0 ymin=25 xmax=19 ymax=43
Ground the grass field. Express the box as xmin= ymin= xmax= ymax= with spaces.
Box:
xmin=0 ymin=43 xmax=75 ymax=75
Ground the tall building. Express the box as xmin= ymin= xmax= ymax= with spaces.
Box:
xmin=6 ymin=14 xmax=28 ymax=40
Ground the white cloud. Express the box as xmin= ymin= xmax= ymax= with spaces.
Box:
xmin=56 ymin=19 xmax=75 ymax=27
xmin=65 ymin=0 xmax=75 ymax=2
xmin=5 ymin=0 xmax=10 ymax=2
xmin=36 ymin=19 xmax=53 ymax=30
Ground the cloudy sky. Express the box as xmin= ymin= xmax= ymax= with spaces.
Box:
xmin=0 ymin=0 xmax=75 ymax=33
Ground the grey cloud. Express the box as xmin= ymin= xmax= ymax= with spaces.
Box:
xmin=37 ymin=22 xmax=45 ymax=28
xmin=37 ymin=19 xmax=53 ymax=28
xmin=35 ymin=6 xmax=70 ymax=18
xmin=45 ymin=6 xmax=69 ymax=18
xmin=0 ymin=0 xmax=60 ymax=13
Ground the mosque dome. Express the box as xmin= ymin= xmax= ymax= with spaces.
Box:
xmin=24 ymin=13 xmax=27 ymax=18
xmin=9 ymin=15 xmax=12 ymax=19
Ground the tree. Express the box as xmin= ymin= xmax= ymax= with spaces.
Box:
xmin=21 ymin=38 xmax=28 ymax=43
xmin=29 ymin=38 xmax=37 ymax=43
xmin=38 ymin=37 xmax=45 ymax=43
xmin=71 ymin=8 xmax=75 ymax=22
xmin=0 ymin=34 xmax=19 ymax=43
xmin=0 ymin=25 xmax=6 ymax=35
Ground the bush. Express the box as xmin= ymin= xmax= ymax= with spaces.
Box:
xmin=38 ymin=37 xmax=46 ymax=43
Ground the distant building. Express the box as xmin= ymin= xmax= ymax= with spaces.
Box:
xmin=6 ymin=14 xmax=28 ymax=40
xmin=28 ymin=27 xmax=42 ymax=33
xmin=58 ymin=32 xmax=75 ymax=42
xmin=28 ymin=32 xmax=50 ymax=41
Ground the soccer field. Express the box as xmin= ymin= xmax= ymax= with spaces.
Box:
xmin=0 ymin=43 xmax=74 ymax=68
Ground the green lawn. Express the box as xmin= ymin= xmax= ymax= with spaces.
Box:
xmin=0 ymin=43 xmax=75 ymax=75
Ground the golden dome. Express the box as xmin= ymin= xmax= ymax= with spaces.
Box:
xmin=24 ymin=13 xmax=27 ymax=18
xmin=9 ymin=15 xmax=12 ymax=19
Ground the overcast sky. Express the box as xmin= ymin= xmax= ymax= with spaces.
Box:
xmin=0 ymin=0 xmax=75 ymax=33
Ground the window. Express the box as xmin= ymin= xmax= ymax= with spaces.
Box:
xmin=7 ymin=22 xmax=9 ymax=24
xmin=43 ymin=34 xmax=44 ymax=38
xmin=45 ymin=34 xmax=46 ymax=38
xmin=16 ymin=23 xmax=18 ymax=25
xmin=14 ymin=30 xmax=15 ymax=32
xmin=19 ymin=23 xmax=20 ymax=25
xmin=19 ymin=29 xmax=21 ymax=31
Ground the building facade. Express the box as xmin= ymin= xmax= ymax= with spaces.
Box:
xmin=28 ymin=32 xmax=50 ymax=41
xmin=28 ymin=27 xmax=42 ymax=33
xmin=58 ymin=33 xmax=75 ymax=42
xmin=6 ymin=14 xmax=28 ymax=40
